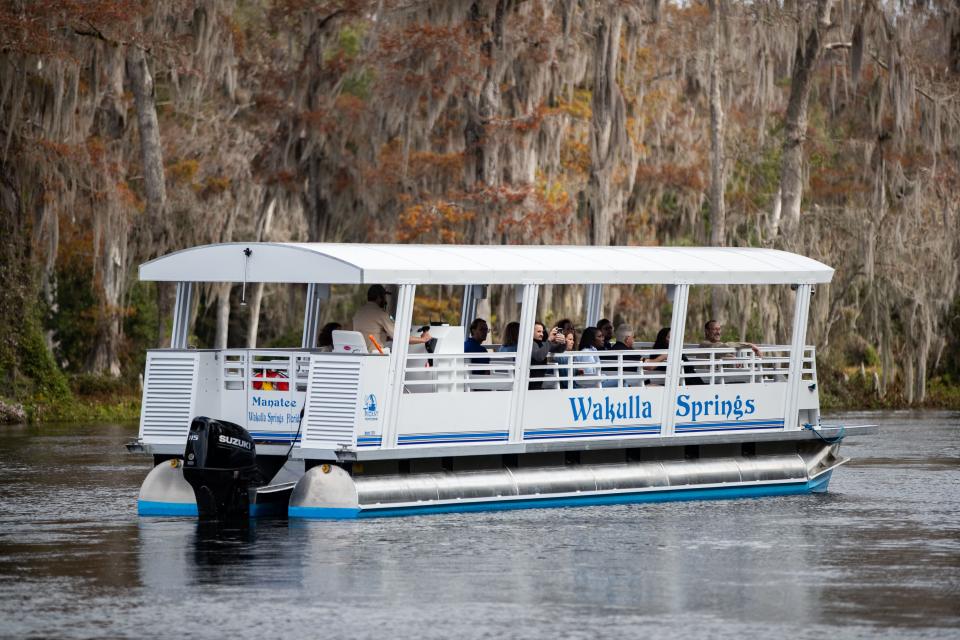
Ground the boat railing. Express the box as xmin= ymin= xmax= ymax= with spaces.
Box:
xmin=397 ymin=345 xmax=817 ymax=393
xmin=802 ymin=346 xmax=817 ymax=383
xmin=529 ymin=347 xmax=668 ymax=389
xmin=682 ymin=346 xmax=817 ymax=386
xmin=403 ymin=351 xmax=518 ymax=392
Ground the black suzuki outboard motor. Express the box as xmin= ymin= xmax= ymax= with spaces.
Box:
xmin=182 ymin=417 xmax=261 ymax=519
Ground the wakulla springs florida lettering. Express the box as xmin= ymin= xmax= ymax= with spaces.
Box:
xmin=569 ymin=393 xmax=757 ymax=424
xmin=569 ymin=394 xmax=653 ymax=422
xmin=676 ymin=394 xmax=756 ymax=421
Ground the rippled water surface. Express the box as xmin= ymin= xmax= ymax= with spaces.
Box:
xmin=1 ymin=412 xmax=958 ymax=639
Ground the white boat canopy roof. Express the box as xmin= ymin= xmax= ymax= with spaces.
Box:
xmin=139 ymin=243 xmax=834 ymax=286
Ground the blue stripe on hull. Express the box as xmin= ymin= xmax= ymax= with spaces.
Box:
xmin=289 ymin=472 xmax=835 ymax=520
xmin=397 ymin=431 xmax=509 ymax=446
xmin=674 ymin=419 xmax=784 ymax=433
xmin=138 ymin=500 xmax=286 ymax=518
xmin=524 ymin=426 xmax=660 ymax=440
xmin=138 ymin=500 xmax=198 ymax=517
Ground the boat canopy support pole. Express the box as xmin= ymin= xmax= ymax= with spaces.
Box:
xmin=170 ymin=282 xmax=194 ymax=349
xmin=509 ymin=283 xmax=539 ymax=443
xmin=460 ymin=285 xmax=487 ymax=327
xmin=382 ymin=283 xmax=416 ymax=449
xmin=784 ymin=284 xmax=812 ymax=430
xmin=301 ymin=283 xmax=330 ymax=349
xmin=660 ymin=283 xmax=690 ymax=436
xmin=585 ymin=284 xmax=603 ymax=327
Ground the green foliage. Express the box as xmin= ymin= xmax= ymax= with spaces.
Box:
xmin=263 ymin=326 xmax=303 ymax=349
xmin=68 ymin=373 xmax=137 ymax=398
xmin=836 ymin=335 xmax=880 ymax=368
xmin=16 ymin=304 xmax=71 ymax=403
xmin=325 ymin=22 xmax=366 ymax=62
xmin=728 ymin=132 xmax=781 ymax=214
xmin=927 ymin=375 xmax=960 ymax=409
xmin=122 ymin=281 xmax=158 ymax=374
xmin=816 ymin=353 xmax=893 ymax=411
xmin=46 ymin=250 xmax=98 ymax=372
xmin=342 ymin=68 xmax=374 ymax=100
xmin=942 ymin=296 xmax=960 ymax=377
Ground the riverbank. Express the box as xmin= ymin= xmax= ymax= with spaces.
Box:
xmin=819 ymin=362 xmax=960 ymax=411
xmin=2 ymin=371 xmax=958 ymax=426
xmin=0 ymin=374 xmax=141 ymax=425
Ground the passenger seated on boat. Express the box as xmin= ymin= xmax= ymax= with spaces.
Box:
xmin=644 ymin=327 xmax=670 ymax=385
xmin=612 ymin=324 xmax=643 ymax=387
xmin=498 ymin=322 xmax=520 ymax=352
xmin=597 ymin=318 xmax=615 ymax=349
xmin=317 ymin=322 xmax=341 ymax=352
xmin=554 ymin=329 xmax=576 ymax=389
xmin=596 ymin=318 xmax=618 ymax=379
xmin=644 ymin=327 xmax=705 ymax=386
xmin=352 ymin=284 xmax=432 ymax=352
xmin=530 ymin=321 xmax=567 ymax=390
xmin=699 ymin=320 xmax=761 ymax=356
xmin=573 ymin=327 xmax=602 ymax=388
xmin=464 ymin=317 xmax=490 ymax=374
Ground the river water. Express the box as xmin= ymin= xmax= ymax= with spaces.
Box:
xmin=0 ymin=411 xmax=957 ymax=639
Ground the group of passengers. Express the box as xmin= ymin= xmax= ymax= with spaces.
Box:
xmin=465 ymin=316 xmax=761 ymax=389
xmin=322 ymin=285 xmax=762 ymax=388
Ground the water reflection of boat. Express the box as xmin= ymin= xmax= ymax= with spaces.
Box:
xmin=128 ymin=243 xmax=875 ymax=519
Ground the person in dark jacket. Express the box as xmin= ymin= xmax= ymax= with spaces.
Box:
xmin=464 ymin=317 xmax=490 ymax=374
xmin=529 ymin=321 xmax=567 ymax=389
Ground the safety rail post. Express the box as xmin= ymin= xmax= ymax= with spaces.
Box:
xmin=381 ymin=283 xmax=416 ymax=449
xmin=784 ymin=284 xmax=812 ymax=430
xmin=301 ymin=283 xmax=329 ymax=348
xmin=509 ymin=283 xmax=539 ymax=443
xmin=170 ymin=282 xmax=194 ymax=349
xmin=660 ymin=283 xmax=689 ymax=436
xmin=584 ymin=284 xmax=603 ymax=327
xmin=460 ymin=284 xmax=487 ymax=328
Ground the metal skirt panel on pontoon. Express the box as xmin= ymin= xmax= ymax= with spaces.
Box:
xmin=288 ymin=445 xmax=845 ymax=519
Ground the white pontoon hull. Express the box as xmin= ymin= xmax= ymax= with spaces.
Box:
xmin=287 ymin=442 xmax=846 ymax=519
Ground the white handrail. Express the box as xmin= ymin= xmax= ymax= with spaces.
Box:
xmin=394 ymin=344 xmax=815 ymax=393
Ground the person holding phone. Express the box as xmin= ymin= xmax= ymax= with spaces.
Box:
xmin=529 ymin=321 xmax=567 ymax=390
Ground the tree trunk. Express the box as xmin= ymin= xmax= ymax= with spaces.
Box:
xmin=246 ymin=283 xmax=264 ymax=349
xmin=126 ymin=45 xmax=167 ymax=244
xmin=949 ymin=6 xmax=960 ymax=75
xmin=464 ymin=0 xmax=506 ymax=243
xmin=776 ymin=0 xmax=833 ymax=238
xmin=215 ymin=283 xmax=231 ymax=349
xmin=709 ymin=0 xmax=726 ymax=321
xmin=88 ymin=46 xmax=130 ymax=376
xmin=87 ymin=225 xmax=126 ymax=376
xmin=244 ymin=195 xmax=276 ymax=349
xmin=587 ymin=12 xmax=626 ymax=247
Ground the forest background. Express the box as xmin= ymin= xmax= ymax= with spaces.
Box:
xmin=1 ymin=0 xmax=959 ymax=422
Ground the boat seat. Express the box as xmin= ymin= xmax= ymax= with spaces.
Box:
xmin=332 ymin=330 xmax=368 ymax=354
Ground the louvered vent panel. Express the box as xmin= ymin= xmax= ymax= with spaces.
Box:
xmin=140 ymin=353 xmax=198 ymax=441
xmin=303 ymin=359 xmax=361 ymax=448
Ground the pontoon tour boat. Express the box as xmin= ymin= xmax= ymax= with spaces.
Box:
xmin=129 ymin=243 xmax=874 ymax=519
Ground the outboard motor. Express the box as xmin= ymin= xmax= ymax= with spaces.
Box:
xmin=182 ymin=417 xmax=261 ymax=519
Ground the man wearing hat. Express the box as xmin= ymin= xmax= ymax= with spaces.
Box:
xmin=352 ymin=284 xmax=432 ymax=352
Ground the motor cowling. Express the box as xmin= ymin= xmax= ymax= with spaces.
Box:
xmin=182 ymin=417 xmax=261 ymax=519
